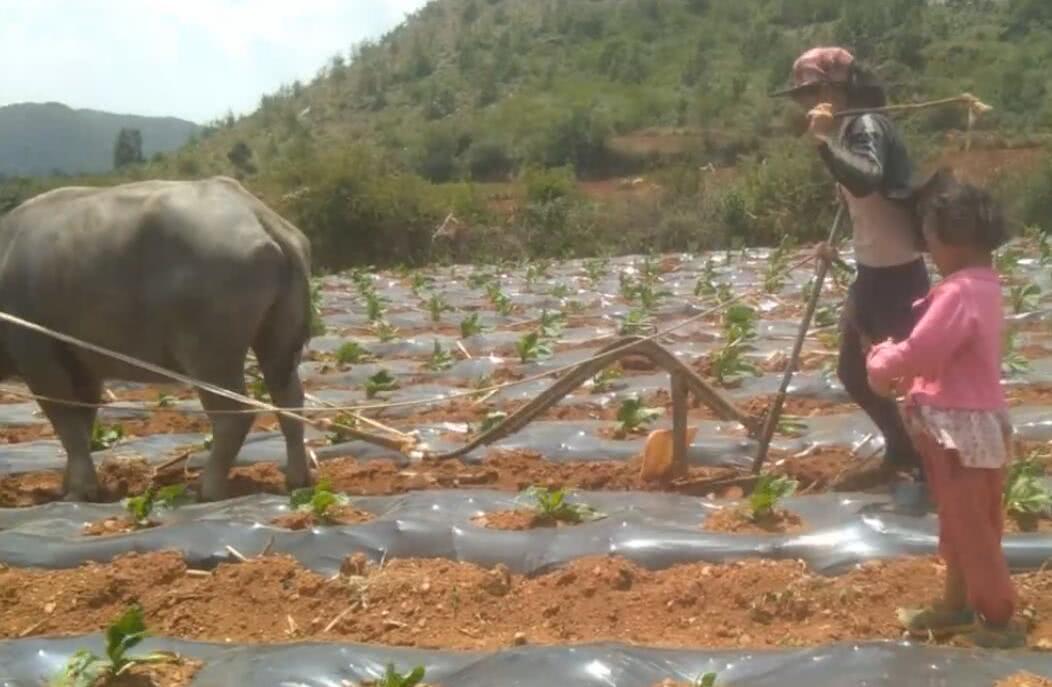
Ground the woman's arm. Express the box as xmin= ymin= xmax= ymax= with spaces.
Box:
xmin=816 ymin=114 xmax=890 ymax=198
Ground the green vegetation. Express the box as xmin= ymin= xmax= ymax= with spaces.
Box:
xmin=367 ymin=664 xmax=427 ymax=687
xmin=616 ymin=396 xmax=662 ymax=435
xmin=289 ymin=478 xmax=350 ymax=522
xmin=336 ymin=341 xmax=374 ymax=365
xmin=90 ymin=423 xmax=124 ymax=452
xmin=749 ymin=474 xmax=798 ymax=521
xmin=52 ymin=605 xmax=173 ymax=687
xmin=365 ymin=369 xmax=400 ymax=398
xmin=6 ymin=1 xmax=1052 ymax=269
xmin=124 ymin=485 xmax=192 ymax=527
xmin=523 ymin=486 xmax=603 ymax=524
xmin=424 ymin=340 xmax=455 ymax=371
xmin=1003 ymin=452 xmax=1052 ymax=531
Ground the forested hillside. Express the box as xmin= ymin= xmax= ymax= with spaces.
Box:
xmin=3 ymin=0 xmax=1052 ymax=268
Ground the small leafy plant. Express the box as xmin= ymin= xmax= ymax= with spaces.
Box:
xmin=479 ymin=411 xmax=508 ymax=433
xmin=584 ymin=257 xmax=609 ymax=283
xmin=1002 ymin=330 xmax=1031 ymax=377
xmin=371 ymin=319 xmax=400 ymax=343
xmin=549 ymin=283 xmax=571 ymax=299
xmin=365 ymin=292 xmax=388 ymax=323
xmin=409 ymin=273 xmax=434 ymax=297
xmin=710 ymin=341 xmax=760 ymax=388
xmin=424 ymin=340 xmax=454 ymax=372
xmin=538 ymin=309 xmax=566 ymax=338
xmin=694 ymin=673 xmax=718 ymax=687
xmin=748 ymin=474 xmax=798 ymax=521
xmin=723 ymin=304 xmax=757 ymax=344
xmin=1009 ymin=283 xmax=1041 ymax=314
xmin=155 ymin=394 xmax=176 ymax=409
xmin=618 ymin=307 xmax=654 ymax=335
xmin=515 ymin=331 xmax=552 ymax=364
xmin=52 ymin=605 xmax=172 ymax=687
xmin=1003 ymin=453 xmax=1052 ymax=530
xmin=523 ymin=486 xmax=602 ymax=524
xmin=336 ymin=341 xmax=373 ymax=365
xmin=124 ymin=484 xmax=191 ymax=527
xmin=364 ymin=370 xmax=399 ymax=398
xmin=616 ymin=396 xmax=662 ymax=435
xmin=591 ymin=366 xmax=624 ymax=393
xmin=426 ymin=293 xmax=453 ymax=323
xmin=289 ymin=478 xmax=349 ymax=522
xmin=90 ymin=423 xmax=124 ymax=451
xmin=367 ymin=664 xmax=426 ymax=687
xmin=460 ymin=313 xmax=487 ymax=338
xmin=814 ymin=303 xmax=840 ymax=329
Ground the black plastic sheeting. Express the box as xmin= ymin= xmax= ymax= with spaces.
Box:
xmin=3 ymin=488 xmax=1052 ymax=576
xmin=2 ymin=636 xmax=1051 ymax=686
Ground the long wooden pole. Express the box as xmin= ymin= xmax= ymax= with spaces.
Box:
xmin=752 ymin=204 xmax=846 ymax=474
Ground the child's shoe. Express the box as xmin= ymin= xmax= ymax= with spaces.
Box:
xmin=897 ymin=605 xmax=976 ymax=638
xmin=966 ymin=620 xmax=1028 ymax=649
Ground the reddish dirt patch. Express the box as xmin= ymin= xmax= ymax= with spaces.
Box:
xmin=0 ymin=411 xmax=277 ymax=446
xmin=82 ymin=516 xmax=157 ymax=537
xmin=472 ymin=510 xmax=582 ymax=531
xmin=270 ymin=506 xmax=374 ymax=530
xmin=1008 ymin=385 xmax=1052 ymax=407
xmin=997 ymin=673 xmax=1052 ymax=687
xmin=0 ymin=457 xmax=157 ymax=508
xmin=3 ymin=551 xmax=1052 ymax=651
xmin=771 ymin=447 xmax=868 ymax=493
xmin=703 ymin=507 xmax=806 ymax=535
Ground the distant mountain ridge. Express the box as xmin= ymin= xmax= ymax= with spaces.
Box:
xmin=0 ymin=102 xmax=200 ymax=177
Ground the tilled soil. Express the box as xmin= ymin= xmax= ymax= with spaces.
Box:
xmin=0 ymin=444 xmax=880 ymax=509
xmin=93 ymin=659 xmax=202 ymax=687
xmin=472 ymin=510 xmax=586 ymax=531
xmin=270 ymin=506 xmax=375 ymax=531
xmin=702 ymin=507 xmax=806 ymax=535
xmin=998 ymin=674 xmax=1052 ymax=687
xmin=2 ymin=551 xmax=1051 ymax=651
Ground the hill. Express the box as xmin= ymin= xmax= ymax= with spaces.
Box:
xmin=3 ymin=0 xmax=1052 ymax=268
xmin=0 ymin=102 xmax=200 ymax=177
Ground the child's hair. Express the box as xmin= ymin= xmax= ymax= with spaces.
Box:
xmin=918 ymin=171 xmax=1008 ymax=251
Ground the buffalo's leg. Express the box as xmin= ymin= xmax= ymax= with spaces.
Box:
xmin=255 ymin=346 xmax=311 ymax=491
xmin=190 ymin=358 xmax=254 ymax=502
xmin=24 ymin=358 xmax=102 ymax=501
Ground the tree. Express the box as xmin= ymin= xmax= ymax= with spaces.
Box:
xmin=113 ymin=128 xmax=144 ymax=169
xmin=227 ymin=141 xmax=257 ymax=175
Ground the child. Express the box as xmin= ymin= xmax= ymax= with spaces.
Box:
xmin=865 ymin=171 xmax=1024 ymax=648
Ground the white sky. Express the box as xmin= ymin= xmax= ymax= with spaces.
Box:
xmin=0 ymin=0 xmax=431 ymax=123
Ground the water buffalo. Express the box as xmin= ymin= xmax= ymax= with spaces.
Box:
xmin=0 ymin=176 xmax=314 ymax=501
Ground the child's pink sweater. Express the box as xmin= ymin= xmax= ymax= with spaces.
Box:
xmin=866 ymin=266 xmax=1005 ymax=410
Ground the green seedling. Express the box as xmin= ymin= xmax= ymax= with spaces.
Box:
xmin=619 ymin=307 xmax=654 ymax=335
xmin=525 ymin=259 xmax=551 ymax=291
xmin=310 ymin=280 xmax=326 ymax=337
xmin=371 ymin=319 xmax=400 ymax=342
xmin=702 ymin=257 xmax=717 ymax=283
xmin=460 ymin=313 xmax=487 ymax=338
xmin=365 ymin=292 xmax=388 ymax=322
xmin=90 ymin=423 xmax=124 ymax=452
xmin=515 ymin=331 xmax=552 ymax=364
xmin=616 ymin=396 xmax=662 ymax=435
xmin=634 ymin=281 xmax=673 ymax=311
xmin=549 ymin=283 xmax=571 ymax=299
xmin=52 ymin=605 xmax=172 ymax=687
xmin=249 ymin=376 xmax=270 ymax=402
xmin=723 ymin=304 xmax=757 ymax=344
xmin=710 ymin=341 xmax=760 ymax=388
xmin=591 ymin=366 xmax=624 ymax=393
xmin=995 ymin=246 xmax=1021 ymax=276
xmin=290 ymin=478 xmax=349 ymax=522
xmin=763 ymin=265 xmax=787 ymax=294
xmin=814 ymin=304 xmax=840 ymax=329
xmin=410 ymin=272 xmax=434 ymax=297
xmin=694 ymin=674 xmax=718 ymax=687
xmin=364 ymin=370 xmax=399 ymax=399
xmin=538 ymin=309 xmax=566 ymax=338
xmin=155 ymin=394 xmax=176 ymax=409
xmin=123 ymin=484 xmax=191 ymax=527
xmin=749 ymin=474 xmax=798 ymax=521
xmin=523 ymin=486 xmax=602 ymax=524
xmin=479 ymin=411 xmax=508 ymax=433
xmin=336 ymin=341 xmax=373 ymax=365
xmin=326 ymin=413 xmax=360 ymax=444
xmin=1010 ymin=283 xmax=1041 ymax=314
xmin=716 ymin=282 xmax=733 ymax=305
xmin=584 ymin=258 xmax=609 ymax=283
xmin=694 ymin=275 xmax=717 ymax=298
xmin=777 ymin=416 xmax=808 ymax=438
xmin=426 ymin=293 xmax=453 ymax=323
xmin=424 ymin=340 xmax=454 ymax=372
xmin=1002 ymin=330 xmax=1030 ymax=377
xmin=1004 ymin=453 xmax=1052 ymax=531
xmin=367 ymin=664 xmax=426 ymax=687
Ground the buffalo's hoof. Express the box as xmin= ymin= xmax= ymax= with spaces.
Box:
xmin=198 ymin=476 xmax=230 ymax=503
